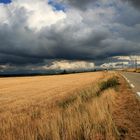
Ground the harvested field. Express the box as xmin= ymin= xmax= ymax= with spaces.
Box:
xmin=0 ymin=71 xmax=139 ymax=140
xmin=0 ymin=72 xmax=104 ymax=112
xmin=123 ymin=68 xmax=140 ymax=73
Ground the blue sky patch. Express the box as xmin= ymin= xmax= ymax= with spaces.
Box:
xmin=48 ymin=0 xmax=66 ymax=12
xmin=0 ymin=0 xmax=11 ymax=4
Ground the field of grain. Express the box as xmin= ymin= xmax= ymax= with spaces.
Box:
xmin=0 ymin=72 xmax=104 ymax=112
xmin=123 ymin=68 xmax=140 ymax=73
xmin=0 ymin=71 xmax=139 ymax=140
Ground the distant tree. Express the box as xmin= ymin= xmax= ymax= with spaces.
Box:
xmin=61 ymin=69 xmax=67 ymax=74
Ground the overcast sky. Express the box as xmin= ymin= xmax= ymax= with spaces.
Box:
xmin=0 ymin=0 xmax=140 ymax=72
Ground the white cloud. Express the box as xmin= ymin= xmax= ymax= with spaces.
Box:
xmin=0 ymin=4 xmax=10 ymax=24
xmin=43 ymin=60 xmax=95 ymax=70
xmin=0 ymin=0 xmax=66 ymax=30
xmin=100 ymin=62 xmax=129 ymax=68
xmin=100 ymin=55 xmax=140 ymax=69
xmin=114 ymin=55 xmax=140 ymax=61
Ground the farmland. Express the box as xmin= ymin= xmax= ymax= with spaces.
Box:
xmin=0 ymin=72 xmax=139 ymax=140
xmin=0 ymin=72 xmax=104 ymax=111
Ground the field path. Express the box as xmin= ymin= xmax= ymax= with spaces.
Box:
xmin=0 ymin=72 xmax=104 ymax=111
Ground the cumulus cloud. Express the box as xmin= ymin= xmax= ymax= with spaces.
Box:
xmin=100 ymin=62 xmax=129 ymax=69
xmin=114 ymin=55 xmax=140 ymax=62
xmin=44 ymin=60 xmax=95 ymax=71
xmin=0 ymin=0 xmax=140 ymax=73
xmin=101 ymin=55 xmax=140 ymax=69
xmin=0 ymin=60 xmax=95 ymax=74
xmin=0 ymin=0 xmax=66 ymax=30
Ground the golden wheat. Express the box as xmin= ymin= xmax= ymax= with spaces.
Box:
xmin=0 ymin=72 xmax=119 ymax=140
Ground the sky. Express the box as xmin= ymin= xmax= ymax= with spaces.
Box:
xmin=0 ymin=0 xmax=11 ymax=4
xmin=0 ymin=0 xmax=140 ymax=73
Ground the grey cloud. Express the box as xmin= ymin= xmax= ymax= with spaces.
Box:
xmin=122 ymin=0 xmax=140 ymax=8
xmin=58 ymin=0 xmax=97 ymax=10
xmin=0 ymin=53 xmax=43 ymax=65
xmin=0 ymin=0 xmax=140 ymax=72
xmin=1 ymin=20 xmax=139 ymax=67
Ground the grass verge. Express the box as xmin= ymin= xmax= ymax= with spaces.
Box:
xmin=51 ymin=74 xmax=120 ymax=140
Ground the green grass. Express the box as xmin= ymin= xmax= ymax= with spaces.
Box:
xmin=99 ymin=77 xmax=119 ymax=92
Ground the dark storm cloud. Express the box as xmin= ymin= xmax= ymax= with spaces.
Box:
xmin=122 ymin=0 xmax=140 ymax=8
xmin=0 ymin=24 xmax=108 ymax=64
xmin=0 ymin=20 xmax=139 ymax=67
xmin=0 ymin=53 xmax=43 ymax=65
xmin=59 ymin=0 xmax=97 ymax=10
xmin=0 ymin=0 xmax=140 ymax=71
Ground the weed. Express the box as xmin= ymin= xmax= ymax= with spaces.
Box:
xmin=100 ymin=77 xmax=119 ymax=92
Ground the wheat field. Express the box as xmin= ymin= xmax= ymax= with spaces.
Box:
xmin=0 ymin=72 xmax=104 ymax=111
xmin=0 ymin=72 xmax=120 ymax=140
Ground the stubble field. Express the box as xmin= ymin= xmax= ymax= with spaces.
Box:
xmin=0 ymin=72 xmax=139 ymax=140
xmin=0 ymin=72 xmax=104 ymax=112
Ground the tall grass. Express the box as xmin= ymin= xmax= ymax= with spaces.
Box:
xmin=0 ymin=74 xmax=120 ymax=140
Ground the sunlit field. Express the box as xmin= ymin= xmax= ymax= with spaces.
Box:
xmin=123 ymin=68 xmax=140 ymax=73
xmin=0 ymin=72 xmax=104 ymax=111
xmin=0 ymin=72 xmax=139 ymax=140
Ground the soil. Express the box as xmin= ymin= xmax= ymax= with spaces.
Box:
xmin=113 ymin=74 xmax=140 ymax=140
